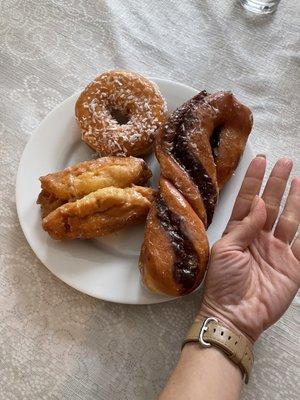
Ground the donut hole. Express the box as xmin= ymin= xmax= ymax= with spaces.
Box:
xmin=210 ymin=126 xmax=222 ymax=159
xmin=110 ymin=108 xmax=130 ymax=125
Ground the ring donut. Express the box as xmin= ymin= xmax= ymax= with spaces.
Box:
xmin=75 ymin=70 xmax=167 ymax=157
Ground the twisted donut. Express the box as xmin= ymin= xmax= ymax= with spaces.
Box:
xmin=139 ymin=91 xmax=253 ymax=296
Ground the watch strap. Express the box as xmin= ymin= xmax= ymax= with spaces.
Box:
xmin=182 ymin=317 xmax=253 ymax=383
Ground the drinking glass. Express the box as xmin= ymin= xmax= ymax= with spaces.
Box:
xmin=240 ymin=0 xmax=281 ymax=14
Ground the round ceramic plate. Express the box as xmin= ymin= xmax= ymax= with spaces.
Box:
xmin=16 ymin=78 xmax=254 ymax=304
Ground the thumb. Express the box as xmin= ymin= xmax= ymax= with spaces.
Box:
xmin=222 ymin=196 xmax=267 ymax=249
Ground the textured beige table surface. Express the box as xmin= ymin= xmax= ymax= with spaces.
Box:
xmin=0 ymin=1 xmax=299 ymax=399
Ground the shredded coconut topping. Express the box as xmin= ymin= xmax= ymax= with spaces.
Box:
xmin=76 ymin=71 xmax=167 ymax=156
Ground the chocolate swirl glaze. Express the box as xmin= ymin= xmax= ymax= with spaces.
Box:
xmin=163 ymin=91 xmax=218 ymax=226
xmin=155 ymin=193 xmax=199 ymax=291
xmin=140 ymin=90 xmax=253 ymax=296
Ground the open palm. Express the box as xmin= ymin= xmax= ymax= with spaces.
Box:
xmin=199 ymin=156 xmax=300 ymax=342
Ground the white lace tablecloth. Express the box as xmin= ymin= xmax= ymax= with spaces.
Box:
xmin=1 ymin=1 xmax=299 ymax=399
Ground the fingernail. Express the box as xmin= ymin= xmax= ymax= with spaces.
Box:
xmin=256 ymin=154 xmax=266 ymax=158
xmin=250 ymin=195 xmax=259 ymax=211
xmin=279 ymin=157 xmax=293 ymax=167
xmin=291 ymin=177 xmax=300 ymax=187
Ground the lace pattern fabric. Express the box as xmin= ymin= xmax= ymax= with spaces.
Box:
xmin=0 ymin=1 xmax=299 ymax=399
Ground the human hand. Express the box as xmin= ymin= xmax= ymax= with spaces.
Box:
xmin=198 ymin=156 xmax=300 ymax=342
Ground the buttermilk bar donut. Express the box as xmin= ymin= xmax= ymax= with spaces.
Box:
xmin=139 ymin=91 xmax=253 ymax=296
xmin=37 ymin=156 xmax=152 ymax=218
xmin=75 ymin=70 xmax=167 ymax=157
xmin=42 ymin=186 xmax=154 ymax=240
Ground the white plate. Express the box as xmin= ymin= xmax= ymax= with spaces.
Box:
xmin=16 ymin=78 xmax=254 ymax=305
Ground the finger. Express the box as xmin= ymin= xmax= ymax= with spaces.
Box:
xmin=262 ymin=158 xmax=293 ymax=231
xmin=274 ymin=178 xmax=300 ymax=243
xmin=291 ymin=235 xmax=300 ymax=261
xmin=222 ymin=196 xmax=267 ymax=250
xmin=224 ymin=155 xmax=266 ymax=234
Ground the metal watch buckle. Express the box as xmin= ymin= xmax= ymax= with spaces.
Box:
xmin=199 ymin=317 xmax=218 ymax=348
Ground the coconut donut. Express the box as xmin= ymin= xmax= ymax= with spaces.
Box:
xmin=75 ymin=70 xmax=167 ymax=157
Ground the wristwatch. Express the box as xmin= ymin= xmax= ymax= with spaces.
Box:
xmin=182 ymin=317 xmax=254 ymax=383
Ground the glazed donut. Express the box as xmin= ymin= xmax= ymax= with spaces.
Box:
xmin=75 ymin=70 xmax=167 ymax=157
xmin=42 ymin=186 xmax=154 ymax=240
xmin=37 ymin=156 xmax=152 ymax=218
xmin=140 ymin=177 xmax=209 ymax=296
xmin=139 ymin=91 xmax=253 ymax=296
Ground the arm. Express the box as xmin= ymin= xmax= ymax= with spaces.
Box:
xmin=160 ymin=344 xmax=243 ymax=400
xmin=159 ymin=156 xmax=300 ymax=400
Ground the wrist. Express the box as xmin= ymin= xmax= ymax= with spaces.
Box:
xmin=186 ymin=311 xmax=254 ymax=383
xmin=181 ymin=342 xmax=244 ymax=382
xmin=197 ymin=301 xmax=255 ymax=345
